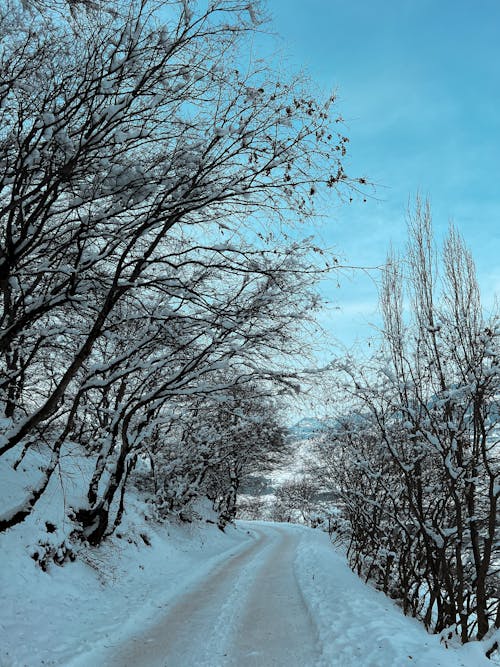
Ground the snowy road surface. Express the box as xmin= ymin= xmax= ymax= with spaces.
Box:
xmin=96 ymin=524 xmax=319 ymax=667
xmin=34 ymin=521 xmax=493 ymax=667
xmin=64 ymin=522 xmax=493 ymax=667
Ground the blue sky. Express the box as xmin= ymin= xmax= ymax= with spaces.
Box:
xmin=268 ymin=0 xmax=500 ymax=350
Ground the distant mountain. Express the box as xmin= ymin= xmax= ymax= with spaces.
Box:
xmin=289 ymin=417 xmax=327 ymax=439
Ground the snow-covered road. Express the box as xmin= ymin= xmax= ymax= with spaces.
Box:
xmin=3 ymin=519 xmax=496 ymax=666
xmin=100 ymin=524 xmax=319 ymax=667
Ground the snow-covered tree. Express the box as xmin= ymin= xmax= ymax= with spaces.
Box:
xmin=271 ymin=475 xmax=318 ymax=524
xmin=322 ymin=200 xmax=500 ymax=643
xmin=0 ymin=0 xmax=357 ymax=537
xmin=148 ymin=381 xmax=290 ymax=529
xmin=71 ymin=238 xmax=318 ymax=543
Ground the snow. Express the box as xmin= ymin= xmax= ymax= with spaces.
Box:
xmin=0 ymin=445 xmax=497 ymax=667
xmin=1 ymin=513 xmax=497 ymax=666
xmin=0 ymin=503 xmax=249 ymax=667
xmin=294 ymin=528 xmax=494 ymax=667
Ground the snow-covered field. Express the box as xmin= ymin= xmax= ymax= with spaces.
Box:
xmin=1 ymin=510 xmax=498 ymax=666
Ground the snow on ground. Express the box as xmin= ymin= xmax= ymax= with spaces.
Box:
xmin=294 ymin=526 xmax=497 ymax=667
xmin=73 ymin=522 xmax=315 ymax=667
xmin=0 ymin=507 xmax=252 ymax=667
xmin=1 ymin=450 xmax=498 ymax=667
xmin=0 ymin=446 xmax=253 ymax=667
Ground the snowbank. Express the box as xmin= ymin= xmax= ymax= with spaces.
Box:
xmin=2 ymin=492 xmax=498 ymax=667
xmin=294 ymin=528 xmax=495 ymax=667
xmin=0 ymin=506 xmax=253 ymax=667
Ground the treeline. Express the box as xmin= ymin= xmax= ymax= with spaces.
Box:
xmin=315 ymin=201 xmax=499 ymax=649
xmin=0 ymin=0 xmax=355 ymax=545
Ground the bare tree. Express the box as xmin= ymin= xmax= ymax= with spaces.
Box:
xmin=0 ymin=0 xmax=358 ymax=537
xmin=323 ymin=200 xmax=499 ymax=645
xmin=72 ymin=238 xmax=319 ymax=543
xmin=272 ymin=476 xmax=318 ymax=524
xmin=150 ymin=382 xmax=290 ymax=530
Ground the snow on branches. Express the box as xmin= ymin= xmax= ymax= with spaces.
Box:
xmin=319 ymin=200 xmax=500 ymax=645
xmin=0 ymin=0 xmax=354 ymax=541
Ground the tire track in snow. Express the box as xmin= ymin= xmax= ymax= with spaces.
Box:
xmin=101 ymin=526 xmax=272 ymax=667
xmin=225 ymin=524 xmax=321 ymax=666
